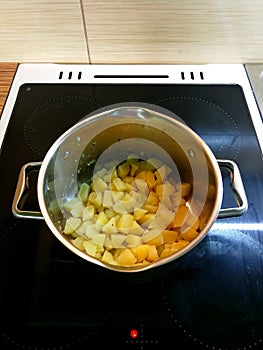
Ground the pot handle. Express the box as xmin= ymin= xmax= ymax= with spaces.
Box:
xmin=217 ymin=159 xmax=248 ymax=218
xmin=12 ymin=162 xmax=44 ymax=220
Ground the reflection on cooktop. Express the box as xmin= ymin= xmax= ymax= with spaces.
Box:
xmin=162 ymin=229 xmax=263 ymax=349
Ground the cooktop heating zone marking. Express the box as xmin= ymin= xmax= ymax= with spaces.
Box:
xmin=154 ymin=96 xmax=241 ymax=160
xmin=23 ymin=94 xmax=102 ymax=157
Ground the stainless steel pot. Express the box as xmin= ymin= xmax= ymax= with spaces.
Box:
xmin=12 ymin=103 xmax=248 ymax=274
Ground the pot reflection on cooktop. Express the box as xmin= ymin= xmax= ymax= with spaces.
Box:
xmin=162 ymin=229 xmax=263 ymax=349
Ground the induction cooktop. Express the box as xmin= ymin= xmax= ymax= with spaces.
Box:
xmin=0 ymin=64 xmax=263 ymax=350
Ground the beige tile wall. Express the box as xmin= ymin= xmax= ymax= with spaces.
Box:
xmin=83 ymin=0 xmax=263 ymax=64
xmin=0 ymin=0 xmax=88 ymax=62
xmin=0 ymin=0 xmax=263 ymax=63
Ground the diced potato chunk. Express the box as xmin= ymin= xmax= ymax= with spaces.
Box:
xmin=130 ymin=163 xmax=139 ymax=177
xmin=162 ymin=229 xmax=179 ymax=243
xmin=111 ymin=190 xmax=124 ymax=202
xmin=82 ymin=205 xmax=95 ymax=221
xmin=101 ymin=250 xmax=117 ymax=264
xmin=92 ymin=177 xmax=108 ymax=193
xmin=64 ymin=198 xmax=83 ymax=212
xmin=78 ymin=183 xmax=90 ymax=203
xmin=147 ymin=245 xmax=159 ymax=261
xmin=117 ymin=161 xmax=130 ymax=178
xmin=111 ymin=234 xmax=126 ymax=248
xmin=102 ymin=216 xmax=117 ymax=234
xmin=96 ymin=211 xmax=108 ymax=230
xmin=85 ymin=223 xmax=100 ymax=239
xmin=147 ymin=233 xmax=163 ymax=246
xmin=113 ymin=177 xmax=127 ymax=191
xmin=159 ymin=247 xmax=174 ymax=258
xmin=134 ymin=208 xmax=147 ymax=221
xmin=71 ymin=205 xmax=84 ymax=218
xmin=73 ymin=237 xmax=85 ymax=251
xmin=91 ymin=233 xmax=106 ymax=247
xmin=88 ymin=192 xmax=102 ymax=208
xmin=180 ymin=228 xmax=199 ymax=242
xmin=171 ymin=239 xmax=189 ymax=252
xmin=145 ymin=170 xmax=156 ymax=190
xmin=172 ymin=205 xmax=188 ymax=227
xmin=125 ymin=234 xmax=143 ymax=247
xmin=146 ymin=191 xmax=159 ymax=206
xmin=83 ymin=240 xmax=97 ymax=257
xmin=132 ymin=244 xmax=150 ymax=262
xmin=117 ymin=213 xmax=134 ymax=230
xmin=180 ymin=182 xmax=191 ymax=197
xmin=156 ymin=182 xmax=175 ymax=197
xmin=134 ymin=178 xmax=148 ymax=194
xmin=115 ymin=249 xmax=137 ymax=265
xmin=64 ymin=217 xmax=81 ymax=234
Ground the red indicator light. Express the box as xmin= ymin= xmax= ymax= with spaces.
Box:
xmin=130 ymin=329 xmax=138 ymax=339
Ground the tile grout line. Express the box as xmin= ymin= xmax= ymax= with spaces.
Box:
xmin=79 ymin=0 xmax=92 ymax=64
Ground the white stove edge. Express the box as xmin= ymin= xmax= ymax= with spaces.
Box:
xmin=1 ymin=63 xmax=263 ymax=154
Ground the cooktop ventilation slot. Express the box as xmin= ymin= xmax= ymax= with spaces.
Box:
xmin=58 ymin=71 xmax=83 ymax=80
xmin=181 ymin=71 xmax=204 ymax=81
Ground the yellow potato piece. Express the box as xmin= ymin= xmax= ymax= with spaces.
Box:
xmin=138 ymin=213 xmax=155 ymax=225
xmin=88 ymin=192 xmax=102 ymax=208
xmin=135 ymin=170 xmax=146 ymax=181
xmin=180 ymin=182 xmax=191 ymax=197
xmin=130 ymin=163 xmax=139 ymax=177
xmin=134 ymin=178 xmax=148 ymax=194
xmin=162 ymin=229 xmax=179 ymax=243
xmin=172 ymin=205 xmax=188 ymax=228
xmin=64 ymin=217 xmax=81 ymax=234
xmin=72 ymin=237 xmax=85 ymax=251
xmin=134 ymin=208 xmax=147 ymax=221
xmin=147 ymin=245 xmax=159 ymax=261
xmin=180 ymin=228 xmax=199 ymax=242
xmin=117 ymin=161 xmax=130 ymax=178
xmin=125 ymin=234 xmax=143 ymax=247
xmin=146 ymin=191 xmax=159 ymax=206
xmin=102 ymin=216 xmax=117 ymax=234
xmin=171 ymin=239 xmax=189 ymax=252
xmin=64 ymin=197 xmax=83 ymax=211
xmin=132 ymin=244 xmax=150 ymax=262
xmin=92 ymin=177 xmax=108 ymax=193
xmin=186 ymin=215 xmax=200 ymax=231
xmin=145 ymin=170 xmax=156 ymax=190
xmin=154 ymin=164 xmax=171 ymax=183
xmin=82 ymin=206 xmax=95 ymax=221
xmin=142 ymin=204 xmax=158 ymax=213
xmin=101 ymin=250 xmax=116 ymax=265
xmin=147 ymin=233 xmax=163 ymax=246
xmin=159 ymin=247 xmax=174 ymax=259
xmin=113 ymin=177 xmax=127 ymax=191
xmin=117 ymin=213 xmax=134 ymax=229
xmin=111 ymin=234 xmax=126 ymax=248
xmin=83 ymin=240 xmax=98 ymax=257
xmin=115 ymin=249 xmax=137 ymax=265
xmin=156 ymin=182 xmax=175 ymax=197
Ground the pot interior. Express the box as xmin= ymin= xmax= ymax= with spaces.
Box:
xmin=39 ymin=105 xmax=221 ymax=272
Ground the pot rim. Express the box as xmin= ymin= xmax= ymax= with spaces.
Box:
xmin=37 ymin=104 xmax=223 ymax=273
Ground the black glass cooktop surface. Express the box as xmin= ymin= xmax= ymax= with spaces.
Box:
xmin=1 ymin=83 xmax=263 ymax=349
